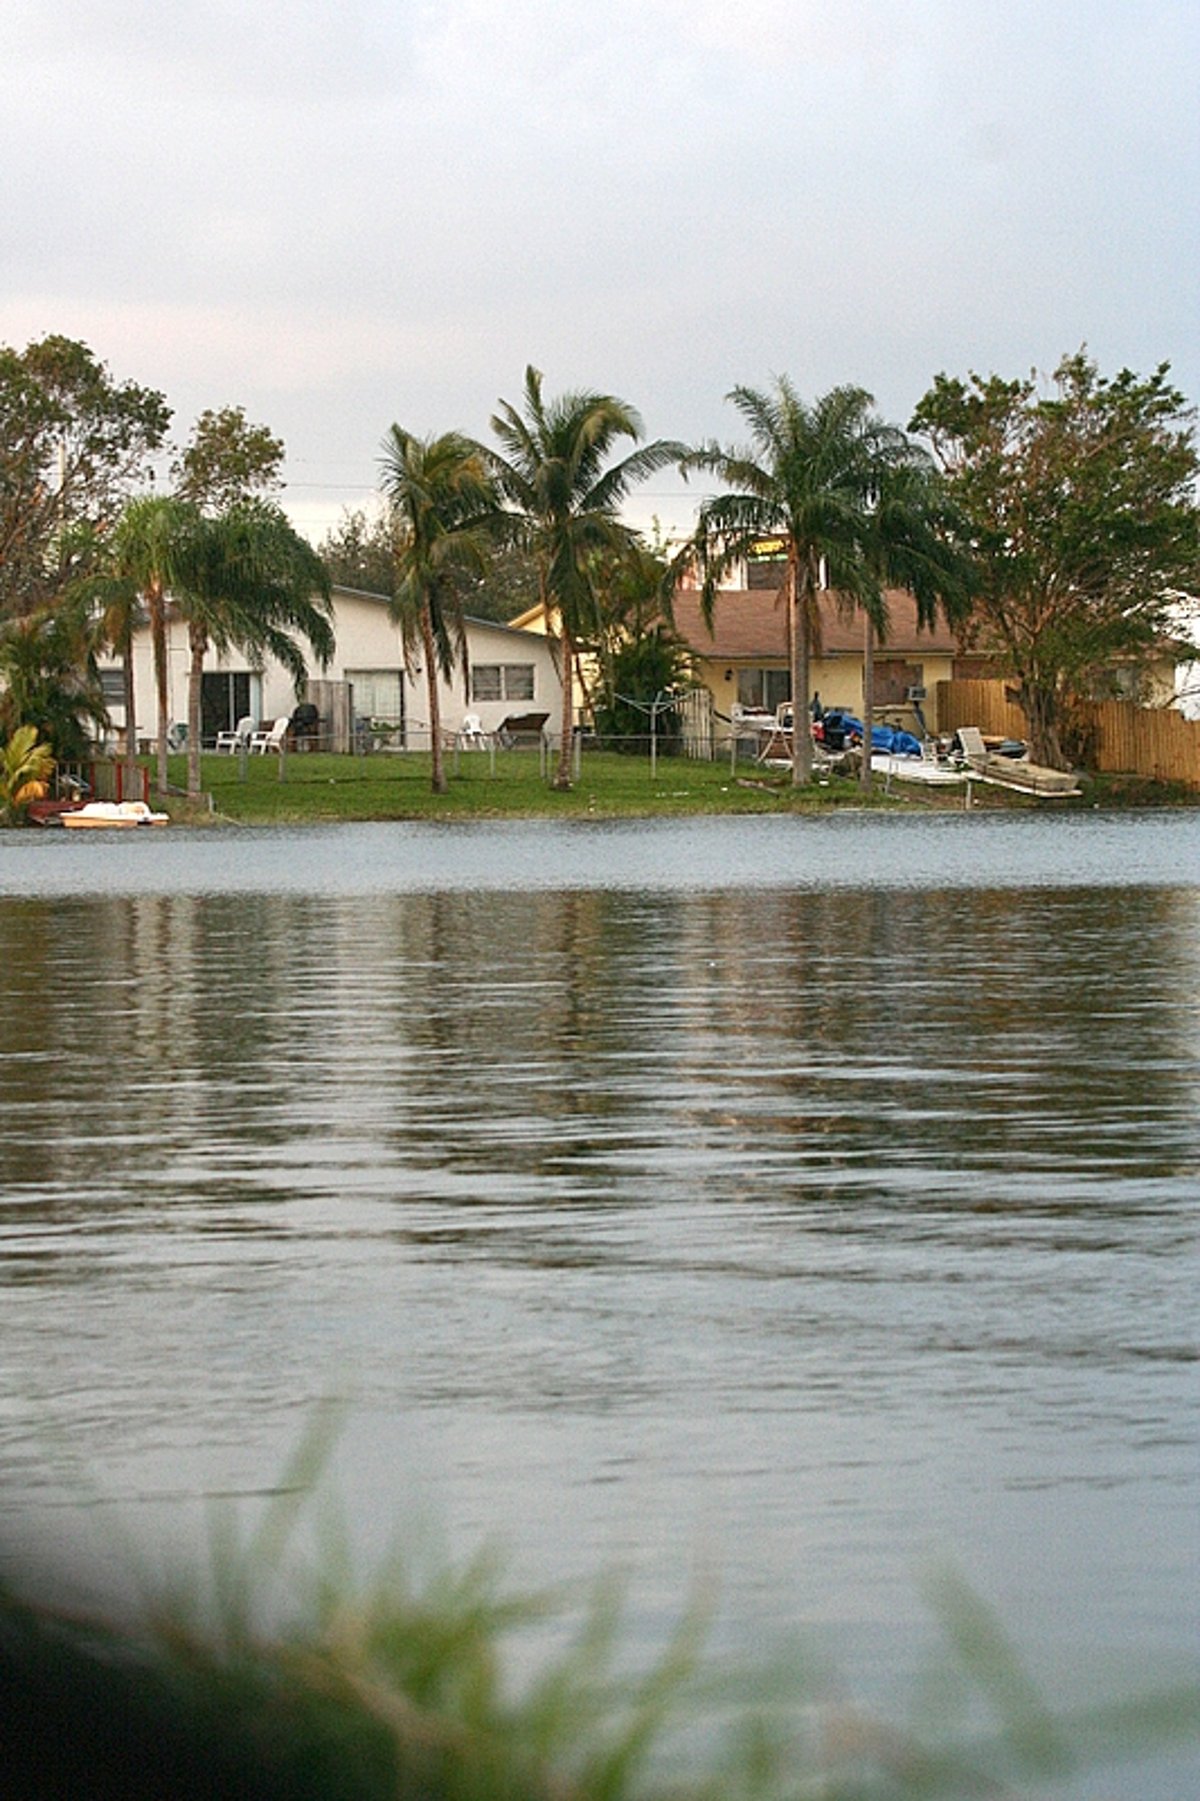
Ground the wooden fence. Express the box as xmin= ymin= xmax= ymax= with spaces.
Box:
xmin=305 ymin=678 xmax=355 ymax=754
xmin=1086 ymin=699 xmax=1200 ymax=785
xmin=935 ymin=681 xmax=1200 ymax=788
xmin=935 ymin=680 xmax=1027 ymax=740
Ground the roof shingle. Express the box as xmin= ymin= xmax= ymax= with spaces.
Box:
xmin=672 ymin=586 xmax=964 ymax=659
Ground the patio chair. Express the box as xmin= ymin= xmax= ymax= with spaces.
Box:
xmin=249 ymin=716 xmax=291 ymax=754
xmin=954 ymin=725 xmax=990 ymax=766
xmin=456 ymin=713 xmax=490 ymax=748
xmin=214 ymin=715 xmax=255 ymax=754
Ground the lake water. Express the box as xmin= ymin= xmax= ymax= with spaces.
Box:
xmin=1 ymin=815 xmax=1197 ymax=1796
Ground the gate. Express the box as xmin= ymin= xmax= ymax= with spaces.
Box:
xmin=678 ymin=686 xmax=715 ymax=760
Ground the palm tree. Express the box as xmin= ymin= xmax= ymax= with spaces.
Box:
xmin=685 ymin=381 xmax=905 ymax=786
xmin=108 ymin=495 xmax=198 ymax=793
xmin=379 ymin=428 xmax=497 ymax=795
xmin=80 ymin=525 xmax=143 ymax=793
xmin=480 ymin=367 xmax=685 ymax=790
xmin=855 ymin=454 xmax=972 ymax=791
xmin=173 ymin=501 xmax=334 ymax=799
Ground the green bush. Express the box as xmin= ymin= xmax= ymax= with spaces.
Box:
xmin=592 ymin=629 xmax=690 ymax=756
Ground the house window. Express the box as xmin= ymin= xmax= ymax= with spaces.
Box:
xmin=746 ymin=539 xmax=787 ymax=590
xmin=746 ymin=558 xmax=787 ymax=591
xmin=873 ymin=660 xmax=921 ymax=706
xmin=470 ymin=664 xmax=535 ymax=702
xmin=98 ymin=667 xmax=125 ymax=709
xmin=346 ymin=669 xmax=404 ymax=725
xmin=737 ymin=668 xmax=790 ymax=712
xmin=201 ymin=671 xmax=252 ymax=743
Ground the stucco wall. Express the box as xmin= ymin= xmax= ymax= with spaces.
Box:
xmin=115 ymin=590 xmax=561 ymax=748
xmin=690 ymin=650 xmax=960 ymax=738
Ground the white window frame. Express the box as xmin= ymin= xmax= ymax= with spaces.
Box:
xmin=470 ymin=663 xmax=535 ymax=703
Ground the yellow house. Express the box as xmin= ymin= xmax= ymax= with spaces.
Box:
xmin=669 ymin=585 xmax=989 ymax=735
xmin=506 ymin=599 xmax=593 ymax=725
xmin=507 ymin=575 xmax=1001 ymax=739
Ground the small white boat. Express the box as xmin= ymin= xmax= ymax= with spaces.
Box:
xmin=60 ymin=801 xmax=170 ymax=829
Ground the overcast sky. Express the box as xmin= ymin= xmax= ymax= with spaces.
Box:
xmin=3 ymin=0 xmax=1196 ymax=542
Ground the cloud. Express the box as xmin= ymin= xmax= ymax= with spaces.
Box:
xmin=1 ymin=0 xmax=1195 ymax=544
xmin=2 ymin=0 xmax=422 ymax=101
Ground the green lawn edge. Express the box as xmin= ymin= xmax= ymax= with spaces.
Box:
xmin=148 ymin=752 xmax=1199 ymax=827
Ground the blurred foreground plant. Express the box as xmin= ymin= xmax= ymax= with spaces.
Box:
xmin=2 ymin=1425 xmax=1197 ymax=1801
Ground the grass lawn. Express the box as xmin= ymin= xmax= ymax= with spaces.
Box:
xmin=145 ymin=750 xmax=1198 ymax=826
xmin=162 ymin=747 xmax=1000 ymax=825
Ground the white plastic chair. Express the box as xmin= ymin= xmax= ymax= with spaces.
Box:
xmin=215 ymin=715 xmax=254 ymax=754
xmin=457 ymin=713 xmax=489 ymax=748
xmin=250 ymin=716 xmax=291 ymax=754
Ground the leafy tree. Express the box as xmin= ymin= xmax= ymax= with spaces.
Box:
xmin=380 ymin=428 xmax=498 ymax=795
xmin=911 ymin=351 xmax=1200 ymax=768
xmin=592 ymin=627 xmax=691 ymax=755
xmin=319 ymin=507 xmax=542 ymax=624
xmin=0 ymin=725 xmax=55 ymax=825
xmin=0 ymin=335 xmax=170 ymax=619
xmin=685 ymin=381 xmax=932 ymax=784
xmin=172 ymin=406 xmax=284 ymax=514
xmin=0 ymin=593 xmax=106 ymax=760
xmin=572 ymin=534 xmax=685 ymax=738
xmin=174 ymin=501 xmax=333 ymax=798
xmin=480 ymin=367 xmax=685 ymax=789
xmin=445 ymin=539 xmax=544 ymax=624
xmin=318 ymin=507 xmax=399 ymax=597
xmin=582 ymin=535 xmax=677 ymax=661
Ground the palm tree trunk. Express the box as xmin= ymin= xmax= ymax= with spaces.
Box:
xmin=789 ymin=550 xmax=813 ymax=786
xmin=121 ymin=628 xmax=139 ymax=797
xmin=553 ymin=619 xmax=574 ymax=790
xmin=186 ymin=625 xmax=206 ymax=799
xmin=860 ymin=612 xmax=874 ymax=793
xmin=149 ymin=582 xmax=169 ymax=795
xmin=421 ymin=603 xmax=447 ymax=794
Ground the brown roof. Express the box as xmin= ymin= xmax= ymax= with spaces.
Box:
xmin=672 ymin=586 xmax=965 ymax=659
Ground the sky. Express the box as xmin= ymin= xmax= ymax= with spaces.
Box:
xmin=2 ymin=0 xmax=1197 ymax=545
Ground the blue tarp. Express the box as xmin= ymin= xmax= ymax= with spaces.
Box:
xmin=821 ymin=713 xmax=923 ymax=757
xmin=872 ymin=724 xmax=923 ymax=756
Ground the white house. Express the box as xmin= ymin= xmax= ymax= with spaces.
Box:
xmin=1169 ymin=597 xmax=1200 ymax=720
xmin=106 ymin=585 xmax=562 ymax=752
